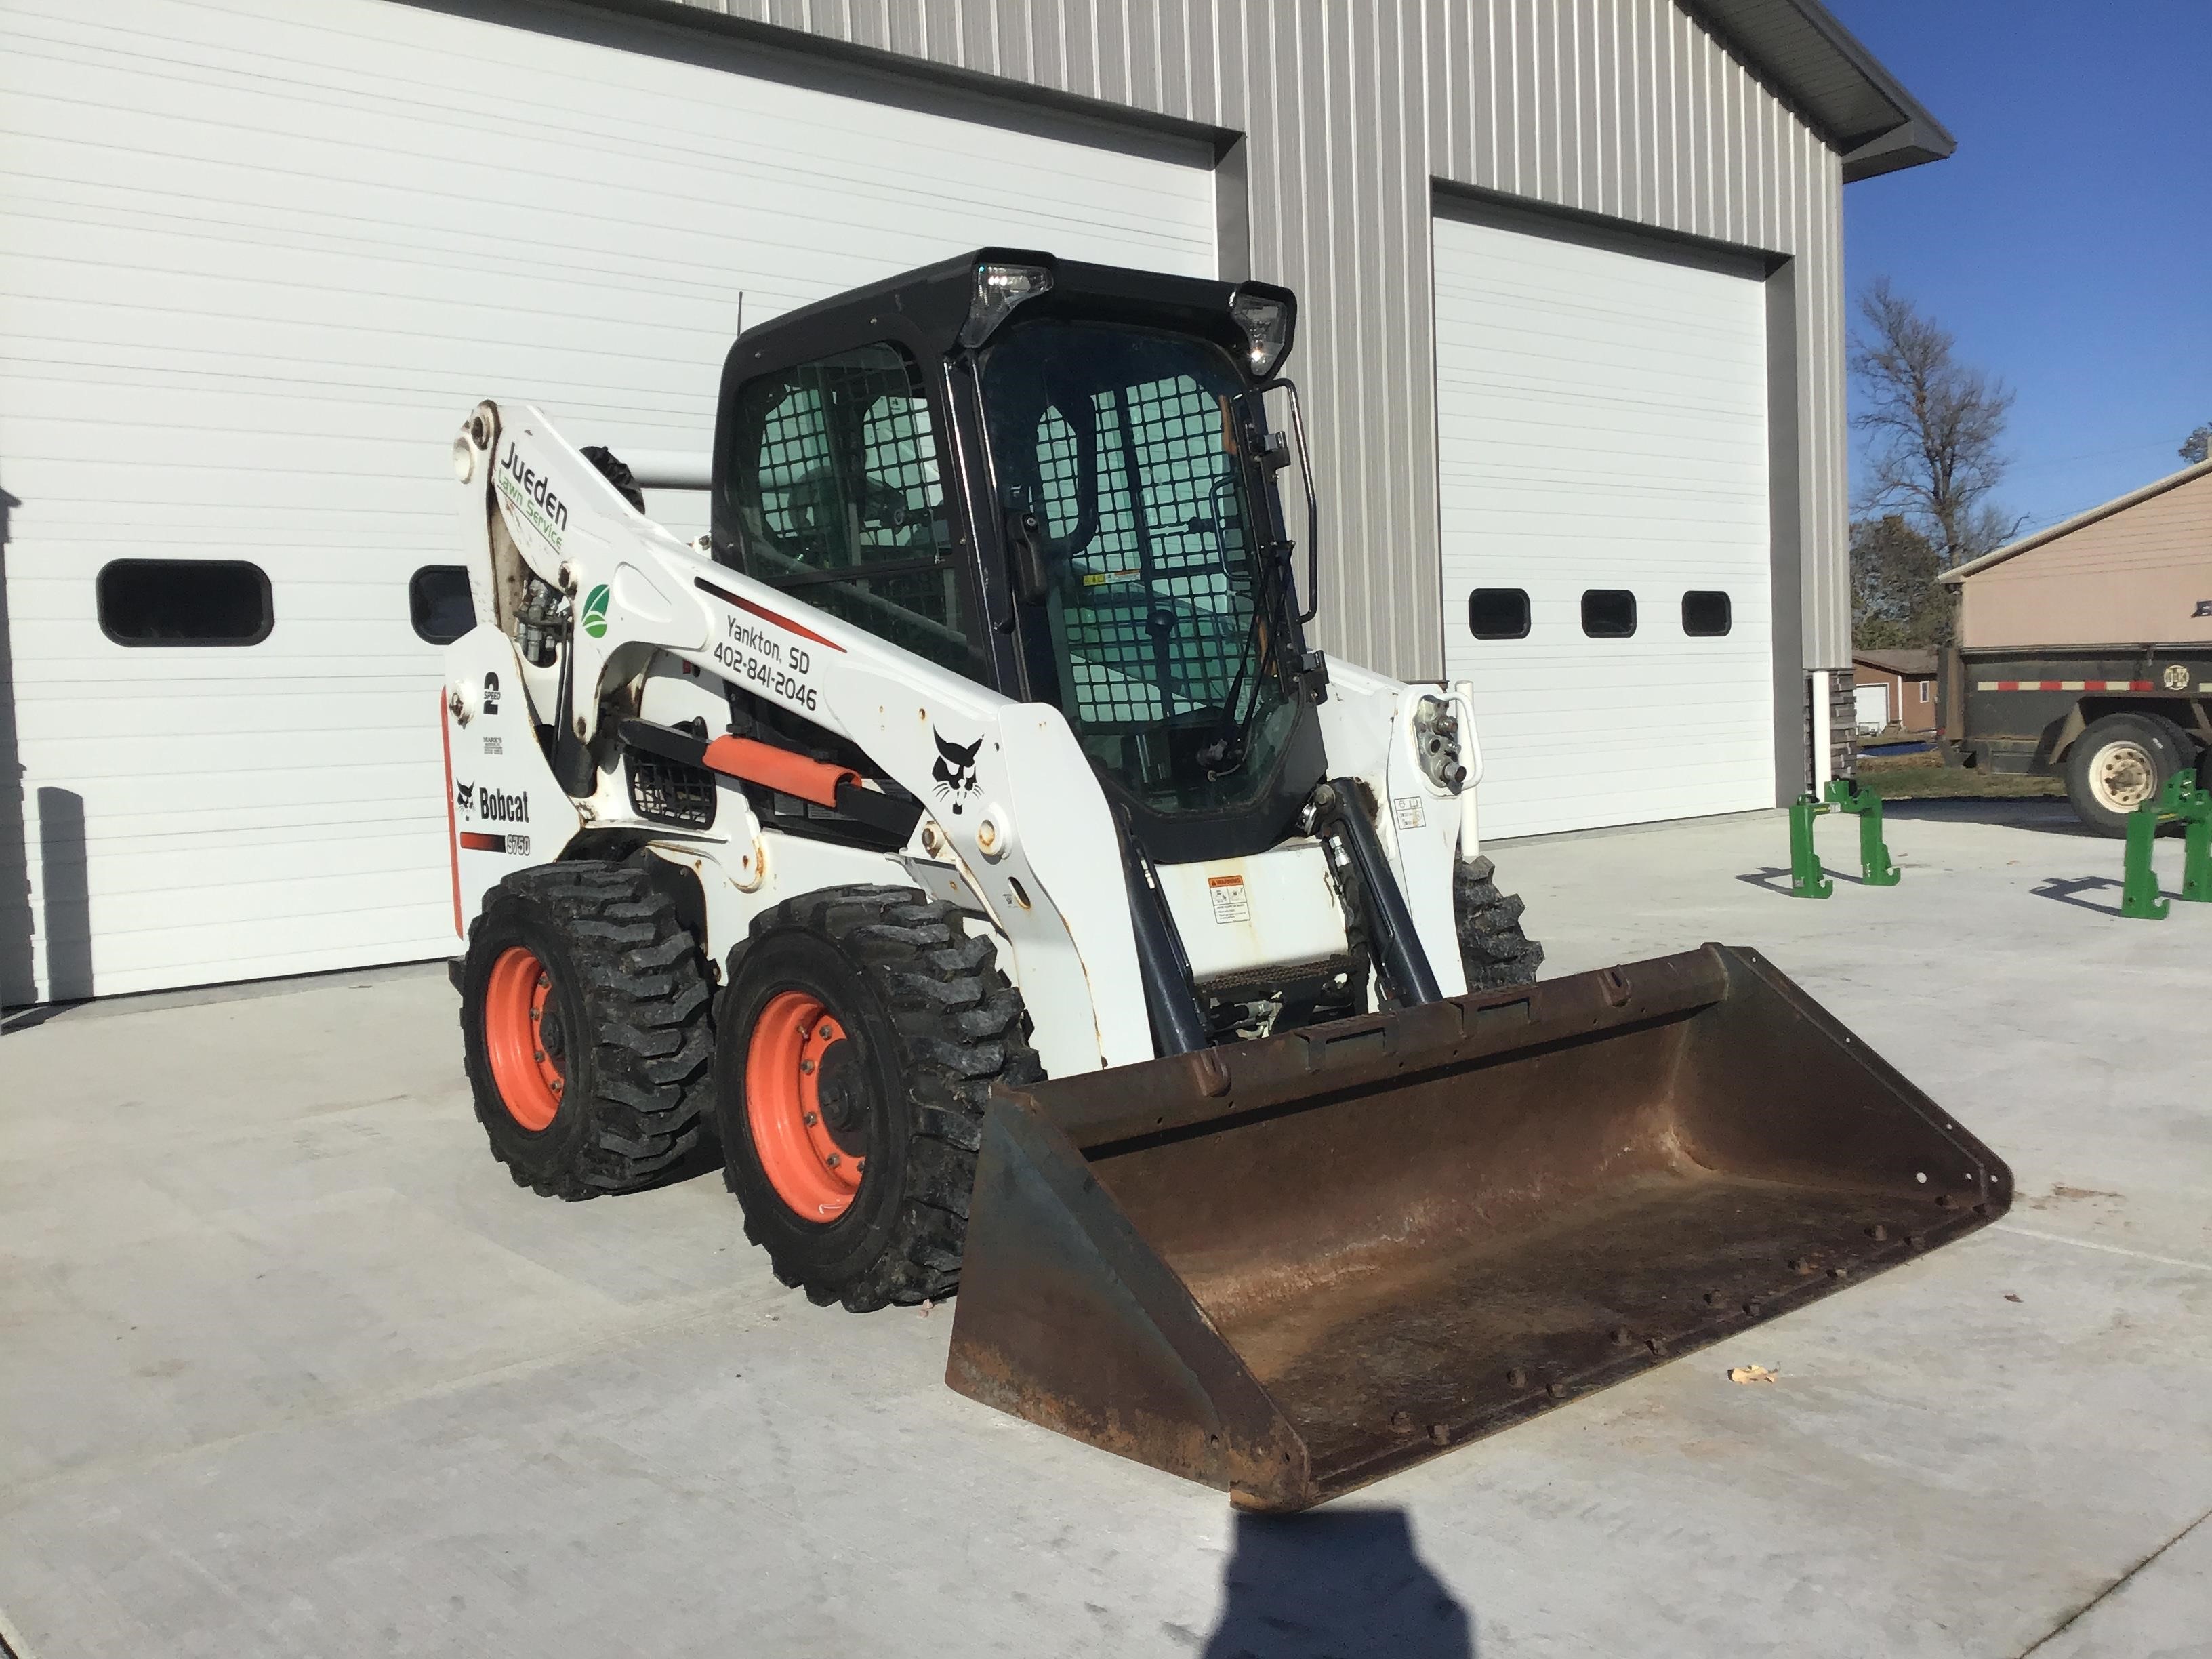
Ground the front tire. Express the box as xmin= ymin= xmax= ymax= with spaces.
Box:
xmin=459 ymin=862 xmax=714 ymax=1197
xmin=716 ymin=886 xmax=1040 ymax=1311
xmin=1455 ymin=855 xmax=1544 ymax=990
xmin=2065 ymin=714 xmax=2182 ymax=836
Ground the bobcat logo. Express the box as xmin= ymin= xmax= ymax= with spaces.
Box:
xmin=455 ymin=781 xmax=475 ymax=813
xmin=482 ymin=672 xmax=501 ymax=716
xmin=930 ymin=729 xmax=983 ymax=815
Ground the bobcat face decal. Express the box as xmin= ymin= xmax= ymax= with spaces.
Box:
xmin=455 ymin=781 xmax=475 ymax=813
xmin=930 ymin=729 xmax=983 ymax=815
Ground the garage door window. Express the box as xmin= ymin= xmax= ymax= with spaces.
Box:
xmin=1467 ymin=588 xmax=1530 ymax=640
xmin=98 ymin=559 xmax=272 ymax=646
xmin=729 ymin=344 xmax=981 ymax=675
xmin=410 ymin=566 xmax=476 ymax=644
xmin=1681 ymin=590 xmax=1732 ymax=637
xmin=1580 ymin=589 xmax=1636 ymax=639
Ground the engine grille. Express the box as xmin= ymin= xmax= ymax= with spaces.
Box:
xmin=628 ymin=756 xmax=717 ymax=830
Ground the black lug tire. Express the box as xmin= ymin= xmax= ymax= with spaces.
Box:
xmin=1455 ymin=855 xmax=1544 ymax=991
xmin=2148 ymin=714 xmax=2208 ymax=792
xmin=459 ymin=862 xmax=714 ymax=1198
xmin=2064 ymin=714 xmax=2182 ymax=837
xmin=716 ymin=886 xmax=1042 ymax=1313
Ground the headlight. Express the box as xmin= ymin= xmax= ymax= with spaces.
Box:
xmin=1229 ymin=287 xmax=1294 ymax=378
xmin=959 ymin=261 xmax=1053 ymax=348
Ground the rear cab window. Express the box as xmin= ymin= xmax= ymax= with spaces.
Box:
xmin=728 ymin=344 xmax=984 ymax=676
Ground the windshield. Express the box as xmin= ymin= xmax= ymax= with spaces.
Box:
xmin=979 ymin=321 xmax=1300 ymax=815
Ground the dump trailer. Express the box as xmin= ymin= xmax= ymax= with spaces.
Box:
xmin=1940 ymin=642 xmax=2212 ymax=834
xmin=439 ymin=250 xmax=2010 ymax=1509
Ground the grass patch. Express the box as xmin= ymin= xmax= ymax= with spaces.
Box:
xmin=1854 ymin=750 xmax=2064 ymax=800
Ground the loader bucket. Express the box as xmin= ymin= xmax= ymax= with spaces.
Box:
xmin=947 ymin=945 xmax=2010 ymax=1511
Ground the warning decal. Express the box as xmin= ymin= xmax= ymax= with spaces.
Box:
xmin=1208 ymin=874 xmax=1251 ymax=925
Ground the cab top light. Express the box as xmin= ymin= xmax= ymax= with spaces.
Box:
xmin=1229 ymin=289 xmax=1292 ymax=378
xmin=960 ymin=262 xmax=1053 ymax=348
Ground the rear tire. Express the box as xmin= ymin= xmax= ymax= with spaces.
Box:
xmin=460 ymin=862 xmax=714 ymax=1197
xmin=2065 ymin=714 xmax=2181 ymax=836
xmin=1455 ymin=855 xmax=1544 ymax=991
xmin=716 ymin=886 xmax=1040 ymax=1311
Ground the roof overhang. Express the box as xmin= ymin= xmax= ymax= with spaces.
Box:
xmin=1681 ymin=0 xmax=1956 ymax=181
xmin=1942 ymin=457 xmax=2212 ymax=585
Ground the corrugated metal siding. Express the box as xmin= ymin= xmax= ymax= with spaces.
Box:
xmin=635 ymin=0 xmax=1851 ymax=676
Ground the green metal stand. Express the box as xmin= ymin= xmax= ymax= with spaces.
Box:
xmin=2121 ymin=769 xmax=2212 ymax=921
xmin=1824 ymin=778 xmax=1902 ymax=886
xmin=1788 ymin=794 xmax=1834 ymax=899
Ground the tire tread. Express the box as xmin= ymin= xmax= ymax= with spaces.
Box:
xmin=725 ymin=885 xmax=1040 ymax=1311
xmin=462 ymin=861 xmax=714 ymax=1200
xmin=1455 ymin=856 xmax=1545 ymax=991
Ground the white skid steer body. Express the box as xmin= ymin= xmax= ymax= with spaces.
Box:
xmin=443 ymin=402 xmax=1489 ymax=1078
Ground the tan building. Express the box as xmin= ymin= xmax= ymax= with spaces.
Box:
xmin=1851 ymin=649 xmax=1938 ymax=736
xmin=1942 ymin=459 xmax=2212 ymax=647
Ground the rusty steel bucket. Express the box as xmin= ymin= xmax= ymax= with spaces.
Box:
xmin=946 ymin=944 xmax=2011 ymax=1511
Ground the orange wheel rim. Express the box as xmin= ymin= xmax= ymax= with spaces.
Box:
xmin=484 ymin=946 xmax=565 ymax=1132
xmin=746 ymin=989 xmax=864 ymax=1221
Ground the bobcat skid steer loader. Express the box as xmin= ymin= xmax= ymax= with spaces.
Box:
xmin=440 ymin=251 xmax=2010 ymax=1511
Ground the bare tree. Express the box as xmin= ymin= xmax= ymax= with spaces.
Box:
xmin=1849 ymin=279 xmax=2015 ymax=568
xmin=2182 ymin=422 xmax=2210 ymax=466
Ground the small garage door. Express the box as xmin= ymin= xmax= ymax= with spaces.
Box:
xmin=1433 ymin=213 xmax=1774 ymax=841
xmin=0 ymin=0 xmax=1218 ymax=1002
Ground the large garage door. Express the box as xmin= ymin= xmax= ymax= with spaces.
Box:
xmin=1433 ymin=214 xmax=1774 ymax=841
xmin=0 ymin=0 xmax=1218 ymax=1002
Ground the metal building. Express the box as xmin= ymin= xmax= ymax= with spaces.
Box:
xmin=0 ymin=0 xmax=1946 ymax=1002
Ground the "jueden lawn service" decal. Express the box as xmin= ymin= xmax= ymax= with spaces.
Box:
xmin=495 ymin=439 xmax=569 ymax=561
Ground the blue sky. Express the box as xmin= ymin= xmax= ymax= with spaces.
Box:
xmin=1826 ymin=1 xmax=2210 ymax=536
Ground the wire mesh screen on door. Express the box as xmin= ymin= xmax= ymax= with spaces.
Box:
xmin=733 ymin=344 xmax=979 ymax=672
xmin=1033 ymin=374 xmax=1256 ymax=728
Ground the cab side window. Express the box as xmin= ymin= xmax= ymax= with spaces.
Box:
xmin=731 ymin=344 xmax=982 ymax=675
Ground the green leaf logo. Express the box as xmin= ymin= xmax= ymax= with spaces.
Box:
xmin=581 ymin=583 xmax=610 ymax=639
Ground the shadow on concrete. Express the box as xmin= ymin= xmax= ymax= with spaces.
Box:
xmin=1884 ymin=798 xmax=2093 ymax=838
xmin=1735 ymin=865 xmax=1862 ymax=897
xmin=2030 ymin=876 xmax=2131 ymax=918
xmin=0 ymin=997 xmax=87 ymax=1035
xmin=1202 ymin=1508 xmax=1473 ymax=1658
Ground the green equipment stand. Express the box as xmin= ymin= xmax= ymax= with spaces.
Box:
xmin=1824 ymin=778 xmax=1902 ymax=886
xmin=1787 ymin=794 xmax=1835 ymax=899
xmin=1786 ymin=780 xmax=1902 ymax=899
xmin=2120 ymin=769 xmax=2212 ymax=922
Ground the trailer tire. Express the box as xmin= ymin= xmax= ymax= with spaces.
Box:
xmin=2148 ymin=714 xmax=2210 ymax=790
xmin=2065 ymin=714 xmax=2182 ymax=836
xmin=1455 ymin=855 xmax=1544 ymax=990
xmin=460 ymin=862 xmax=715 ymax=1199
xmin=716 ymin=886 xmax=1042 ymax=1312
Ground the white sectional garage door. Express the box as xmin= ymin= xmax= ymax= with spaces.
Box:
xmin=1433 ymin=215 xmax=1774 ymax=841
xmin=0 ymin=0 xmax=1218 ymax=1002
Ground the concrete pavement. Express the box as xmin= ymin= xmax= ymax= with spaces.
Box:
xmin=1 ymin=800 xmax=2206 ymax=1657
